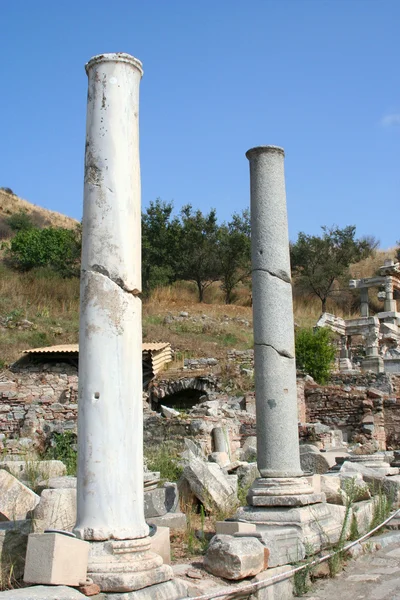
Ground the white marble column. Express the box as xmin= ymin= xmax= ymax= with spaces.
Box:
xmin=245 ymin=146 xmax=322 ymax=507
xmin=74 ymin=53 xmax=172 ymax=592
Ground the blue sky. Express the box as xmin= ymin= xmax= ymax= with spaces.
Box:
xmin=1 ymin=0 xmax=399 ymax=248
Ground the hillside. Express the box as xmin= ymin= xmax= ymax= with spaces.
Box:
xmin=0 ymin=188 xmax=79 ymax=234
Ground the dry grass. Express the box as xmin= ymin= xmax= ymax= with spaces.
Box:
xmin=0 ymin=246 xmax=394 ymax=367
xmin=0 ymin=265 xmax=79 ymax=365
xmin=350 ymin=248 xmax=397 ymax=279
xmin=0 ymin=189 xmax=78 ymax=232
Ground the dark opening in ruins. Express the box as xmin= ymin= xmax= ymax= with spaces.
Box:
xmin=156 ymin=389 xmax=207 ymax=411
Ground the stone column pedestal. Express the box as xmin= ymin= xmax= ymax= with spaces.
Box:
xmin=74 ymin=52 xmax=172 ymax=592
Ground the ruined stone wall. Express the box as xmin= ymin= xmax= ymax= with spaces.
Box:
xmin=303 ymin=374 xmax=400 ymax=449
xmin=0 ymin=363 xmax=78 ymax=454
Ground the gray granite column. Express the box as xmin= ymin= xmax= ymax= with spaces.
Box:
xmin=74 ymin=53 xmax=172 ymax=593
xmin=245 ymin=146 xmax=322 ymax=506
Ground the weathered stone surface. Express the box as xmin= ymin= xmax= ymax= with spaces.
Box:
xmin=37 ymin=476 xmax=77 ymax=494
xmin=0 ymin=470 xmax=40 ymax=520
xmin=149 ymin=526 xmax=171 ymax=565
xmin=236 ymin=462 xmax=260 ymax=489
xmin=300 ymin=445 xmax=330 ymax=474
xmin=251 ymin=564 xmax=294 ymax=600
xmin=0 ymin=460 xmax=66 ymax=485
xmin=182 ymin=456 xmax=238 ymax=511
xmin=0 ymin=586 xmax=86 ymax=599
xmin=216 ymin=521 xmax=257 ymax=535
xmin=147 ymin=512 xmax=187 ymax=531
xmin=0 ymin=520 xmax=32 ymax=580
xmin=24 ymin=532 xmax=89 ymax=586
xmin=101 ymin=579 xmax=188 ymax=599
xmin=33 ymin=488 xmax=76 ymax=532
xmin=321 ymin=474 xmax=371 ymax=505
xmin=204 ymin=534 xmax=267 ymax=580
xmin=144 ymin=483 xmax=179 ymax=518
xmin=208 ymin=451 xmax=230 ymax=468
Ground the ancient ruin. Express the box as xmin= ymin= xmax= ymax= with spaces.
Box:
xmin=317 ymin=259 xmax=400 ymax=374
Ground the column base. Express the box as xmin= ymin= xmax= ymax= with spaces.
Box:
xmin=87 ymin=537 xmax=173 ymax=593
xmin=235 ymin=502 xmax=343 ymax=562
xmin=247 ymin=477 xmax=325 ymax=507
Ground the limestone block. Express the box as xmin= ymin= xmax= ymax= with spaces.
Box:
xmin=257 ymin=527 xmax=304 ymax=568
xmin=320 ymin=475 xmax=342 ymax=504
xmin=208 ymin=451 xmax=230 ymax=468
xmin=101 ymin=579 xmax=189 ymax=599
xmin=216 ymin=521 xmax=257 ymax=535
xmin=33 ymin=488 xmax=76 ymax=532
xmin=0 ymin=460 xmax=66 ymax=485
xmin=0 ymin=520 xmax=32 ymax=580
xmin=0 ymin=470 xmax=40 ymax=521
xmin=36 ymin=475 xmax=77 ymax=494
xmin=147 ymin=512 xmax=186 ymax=531
xmin=204 ymin=534 xmax=267 ymax=580
xmin=0 ymin=586 xmax=86 ymax=599
xmin=149 ymin=526 xmax=171 ymax=565
xmin=24 ymin=532 xmax=89 ymax=585
xmin=251 ymin=564 xmax=294 ymax=600
xmin=300 ymin=445 xmax=330 ymax=474
xmin=182 ymin=456 xmax=238 ymax=512
xmin=237 ymin=462 xmax=260 ymax=489
xmin=144 ymin=483 xmax=179 ymax=518
xmin=242 ymin=436 xmax=257 ymax=462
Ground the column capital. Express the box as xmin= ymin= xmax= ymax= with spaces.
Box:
xmin=246 ymin=145 xmax=285 ymax=160
xmin=85 ymin=53 xmax=143 ymax=77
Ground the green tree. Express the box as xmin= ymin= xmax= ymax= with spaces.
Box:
xmin=291 ymin=225 xmax=376 ymax=313
xmin=218 ymin=210 xmax=251 ymax=304
xmin=142 ymin=199 xmax=182 ymax=293
xmin=295 ymin=327 xmax=336 ymax=384
xmin=8 ymin=226 xmax=81 ymax=277
xmin=178 ymin=205 xmax=221 ymax=302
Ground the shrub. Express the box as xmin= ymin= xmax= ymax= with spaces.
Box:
xmin=44 ymin=431 xmax=77 ymax=475
xmin=295 ymin=327 xmax=336 ymax=384
xmin=6 ymin=211 xmax=34 ymax=233
xmin=7 ymin=226 xmax=81 ymax=277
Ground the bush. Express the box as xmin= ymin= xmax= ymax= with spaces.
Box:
xmin=6 ymin=211 xmax=34 ymax=233
xmin=44 ymin=431 xmax=77 ymax=475
xmin=7 ymin=226 xmax=81 ymax=277
xmin=295 ymin=327 xmax=336 ymax=384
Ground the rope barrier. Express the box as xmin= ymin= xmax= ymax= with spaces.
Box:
xmin=189 ymin=507 xmax=400 ymax=600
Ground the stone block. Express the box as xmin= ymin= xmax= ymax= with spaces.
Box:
xmin=0 ymin=470 xmax=40 ymax=521
xmin=100 ymin=579 xmax=189 ymax=599
xmin=216 ymin=521 xmax=257 ymax=535
xmin=36 ymin=475 xmax=77 ymax=494
xmin=144 ymin=483 xmax=179 ymax=518
xmin=257 ymin=527 xmax=303 ymax=568
xmin=33 ymin=488 xmax=76 ymax=532
xmin=204 ymin=534 xmax=267 ymax=580
xmin=24 ymin=532 xmax=89 ymax=586
xmin=208 ymin=451 xmax=230 ymax=468
xmin=0 ymin=460 xmax=66 ymax=485
xmin=300 ymin=445 xmax=330 ymax=474
xmin=149 ymin=526 xmax=171 ymax=565
xmin=251 ymin=564 xmax=294 ymax=600
xmin=147 ymin=512 xmax=186 ymax=531
xmin=236 ymin=462 xmax=260 ymax=489
xmin=0 ymin=586 xmax=87 ymax=599
xmin=182 ymin=456 xmax=237 ymax=512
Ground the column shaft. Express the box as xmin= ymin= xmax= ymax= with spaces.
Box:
xmin=247 ymin=146 xmax=302 ymax=478
xmin=75 ymin=53 xmax=146 ymax=541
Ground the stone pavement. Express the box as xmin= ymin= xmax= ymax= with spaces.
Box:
xmin=301 ymin=532 xmax=400 ymax=600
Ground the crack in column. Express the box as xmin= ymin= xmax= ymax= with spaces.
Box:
xmin=87 ymin=265 xmax=141 ymax=296
xmin=255 ymin=342 xmax=294 ymax=359
xmin=252 ymin=267 xmax=291 ymax=284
